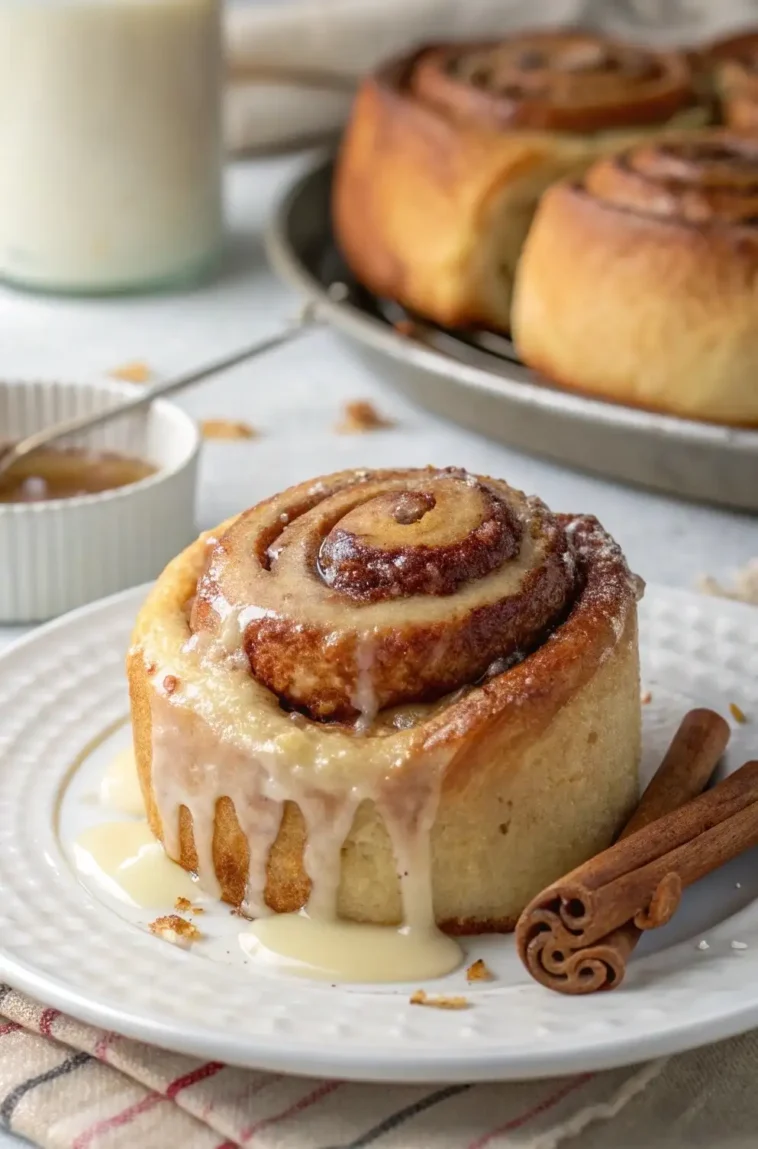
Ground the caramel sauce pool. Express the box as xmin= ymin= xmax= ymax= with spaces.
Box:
xmin=0 ymin=447 xmax=156 ymax=502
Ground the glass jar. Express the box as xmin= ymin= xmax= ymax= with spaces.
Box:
xmin=0 ymin=0 xmax=224 ymax=294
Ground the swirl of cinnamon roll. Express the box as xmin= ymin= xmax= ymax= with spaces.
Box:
xmin=411 ymin=33 xmax=695 ymax=133
xmin=512 ymin=132 xmax=758 ymax=426
xmin=584 ymin=135 xmax=758 ymax=223
xmin=128 ymin=467 xmax=642 ymax=935
xmin=190 ymin=468 xmax=574 ymax=720
xmin=707 ymin=29 xmax=758 ymax=130
xmin=333 ymin=31 xmax=710 ymax=335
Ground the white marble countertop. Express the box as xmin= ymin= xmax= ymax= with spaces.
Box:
xmin=0 ymin=153 xmax=755 ymax=1147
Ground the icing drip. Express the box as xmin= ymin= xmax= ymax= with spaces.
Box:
xmin=351 ymin=633 xmax=380 ymax=734
xmin=149 ymin=681 xmax=448 ymax=932
xmin=301 ymin=791 xmax=361 ymax=920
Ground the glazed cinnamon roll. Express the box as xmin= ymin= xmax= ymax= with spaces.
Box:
xmin=512 ymin=132 xmax=758 ymax=426
xmin=128 ymin=467 xmax=641 ymax=934
xmin=333 ymin=31 xmax=710 ymax=334
xmin=707 ymin=29 xmax=758 ymax=130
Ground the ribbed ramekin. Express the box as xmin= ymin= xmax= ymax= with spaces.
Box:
xmin=0 ymin=379 xmax=199 ymax=623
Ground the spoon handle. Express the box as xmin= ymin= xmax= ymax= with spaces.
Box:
xmin=1 ymin=305 xmax=318 ymax=475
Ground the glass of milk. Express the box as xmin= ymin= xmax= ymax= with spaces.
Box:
xmin=0 ymin=0 xmax=224 ymax=294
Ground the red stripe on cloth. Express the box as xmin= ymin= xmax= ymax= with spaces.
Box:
xmin=0 ymin=1023 xmax=20 ymax=1037
xmin=200 ymin=1072 xmax=283 ymax=1123
xmin=166 ymin=1061 xmax=225 ymax=1099
xmin=72 ymin=1092 xmax=164 ymax=1149
xmin=240 ymin=1080 xmax=343 ymax=1143
xmin=93 ymin=1032 xmax=117 ymax=1062
xmin=38 ymin=1009 xmax=61 ymax=1038
xmin=466 ymin=1074 xmax=594 ymax=1149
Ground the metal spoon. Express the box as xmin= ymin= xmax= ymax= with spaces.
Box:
xmin=0 ymin=303 xmax=318 ymax=480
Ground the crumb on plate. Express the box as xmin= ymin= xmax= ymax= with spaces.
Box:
xmin=175 ymin=895 xmax=205 ymax=916
xmin=149 ymin=914 xmax=201 ymax=948
xmin=335 ymin=400 xmax=395 ymax=435
xmin=466 ymin=959 xmax=493 ymax=983
xmin=640 ymin=690 xmax=652 ymax=705
xmin=730 ymin=702 xmax=747 ymax=724
xmin=109 ymin=360 xmax=152 ymax=384
xmin=200 ymin=418 xmax=258 ymax=440
xmin=410 ymin=990 xmax=470 ymax=1010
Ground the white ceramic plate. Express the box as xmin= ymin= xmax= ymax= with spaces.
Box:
xmin=0 ymin=584 xmax=757 ymax=1083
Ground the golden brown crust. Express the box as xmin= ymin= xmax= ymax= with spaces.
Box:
xmin=333 ymin=32 xmax=709 ymax=333
xmin=128 ymin=470 xmax=642 ymax=934
xmin=512 ymin=131 xmax=758 ymax=426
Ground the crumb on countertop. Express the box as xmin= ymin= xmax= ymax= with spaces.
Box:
xmin=335 ymin=400 xmax=395 ymax=435
xmin=200 ymin=418 xmax=258 ymax=440
xmin=698 ymin=562 xmax=758 ymax=606
xmin=410 ymin=990 xmax=470 ymax=1010
xmin=466 ymin=959 xmax=493 ymax=983
xmin=149 ymin=914 xmax=202 ymax=948
xmin=109 ymin=360 xmax=152 ymax=384
xmin=640 ymin=690 xmax=652 ymax=705
xmin=730 ymin=702 xmax=748 ymax=724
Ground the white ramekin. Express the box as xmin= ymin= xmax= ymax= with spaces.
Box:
xmin=0 ymin=379 xmax=199 ymax=623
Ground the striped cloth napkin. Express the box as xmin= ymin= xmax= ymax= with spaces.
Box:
xmin=2 ymin=984 xmax=758 ymax=1148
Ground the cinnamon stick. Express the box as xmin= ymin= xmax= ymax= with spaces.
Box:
xmin=516 ymin=708 xmax=731 ymax=994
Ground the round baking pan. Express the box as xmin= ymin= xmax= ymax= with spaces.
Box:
xmin=265 ymin=154 xmax=758 ymax=512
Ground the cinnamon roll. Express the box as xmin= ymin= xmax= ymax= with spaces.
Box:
xmin=333 ymin=31 xmax=710 ymax=334
xmin=128 ymin=467 xmax=641 ymax=934
xmin=708 ymin=29 xmax=758 ymax=130
xmin=512 ymin=132 xmax=758 ymax=426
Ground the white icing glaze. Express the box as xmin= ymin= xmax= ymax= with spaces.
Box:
xmin=72 ymin=821 xmax=199 ymax=909
xmin=100 ymin=747 xmax=145 ymax=818
xmin=351 ymin=632 xmax=380 ymax=734
xmin=148 ymin=683 xmax=448 ymax=932
xmin=240 ymin=913 xmax=461 ymax=982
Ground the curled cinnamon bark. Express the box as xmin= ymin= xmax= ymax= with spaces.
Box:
xmin=516 ymin=708 xmax=731 ymax=994
xmin=410 ymin=32 xmax=697 ymax=132
xmin=191 ymin=468 xmax=578 ymax=720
